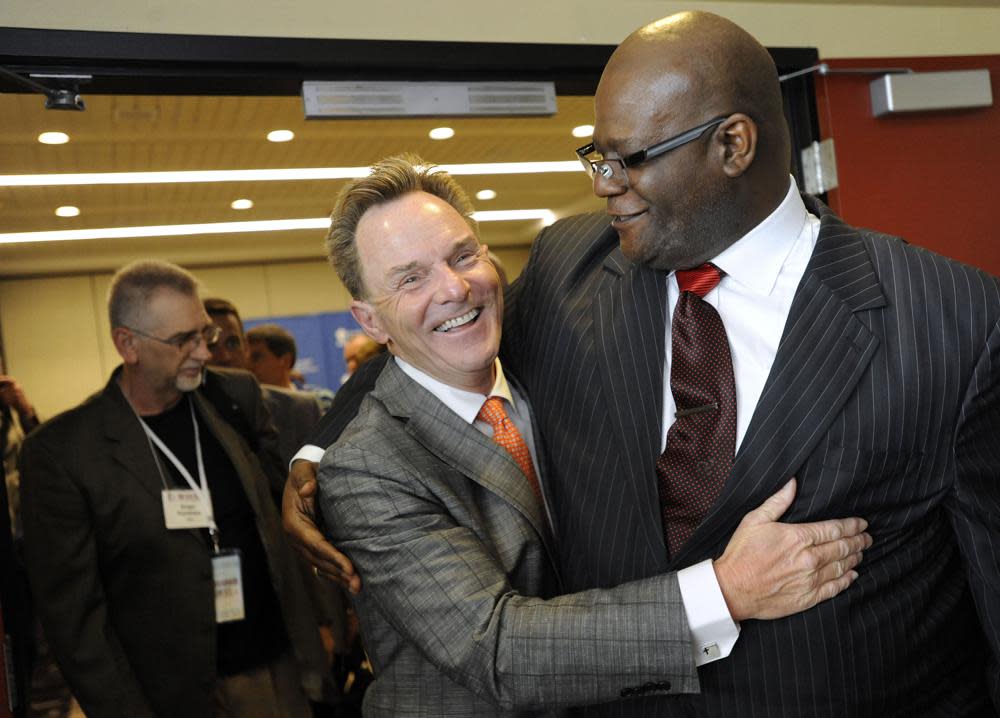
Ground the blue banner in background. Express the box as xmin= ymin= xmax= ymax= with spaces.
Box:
xmin=244 ymin=311 xmax=361 ymax=392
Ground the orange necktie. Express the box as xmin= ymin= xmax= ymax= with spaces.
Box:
xmin=477 ymin=396 xmax=544 ymax=504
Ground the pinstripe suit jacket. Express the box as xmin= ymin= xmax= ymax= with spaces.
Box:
xmin=502 ymin=196 xmax=1000 ymax=717
xmin=317 ymin=359 xmax=701 ymax=717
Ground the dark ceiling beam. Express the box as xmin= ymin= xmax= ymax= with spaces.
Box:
xmin=0 ymin=26 xmax=818 ymax=97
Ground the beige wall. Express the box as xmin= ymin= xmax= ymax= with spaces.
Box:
xmin=0 ymin=248 xmax=530 ymax=419
xmin=2 ymin=0 xmax=998 ymax=58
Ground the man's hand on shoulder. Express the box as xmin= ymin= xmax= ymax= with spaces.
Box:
xmin=714 ymin=479 xmax=871 ymax=622
xmin=282 ymin=459 xmax=361 ymax=594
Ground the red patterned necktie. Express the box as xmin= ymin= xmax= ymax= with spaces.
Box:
xmin=477 ymin=396 xmax=544 ymax=504
xmin=656 ymin=263 xmax=737 ymax=556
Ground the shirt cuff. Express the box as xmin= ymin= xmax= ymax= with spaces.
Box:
xmin=290 ymin=444 xmax=324 ymax=469
xmin=677 ymin=559 xmax=740 ymax=666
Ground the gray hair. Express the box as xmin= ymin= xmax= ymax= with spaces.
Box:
xmin=107 ymin=259 xmax=201 ymax=329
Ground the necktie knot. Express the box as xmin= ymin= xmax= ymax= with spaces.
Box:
xmin=676 ymin=263 xmax=723 ymax=298
xmin=477 ymin=396 xmax=508 ymax=428
xmin=477 ymin=396 xmax=545 ymax=511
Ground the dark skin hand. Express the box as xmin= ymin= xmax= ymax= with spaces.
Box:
xmin=283 ymin=459 xmax=361 ymax=594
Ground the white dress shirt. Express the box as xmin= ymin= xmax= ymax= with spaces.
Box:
xmin=673 ymin=178 xmax=820 ymax=665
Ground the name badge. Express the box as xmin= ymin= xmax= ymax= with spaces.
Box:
xmin=162 ymin=489 xmax=212 ymax=529
xmin=212 ymin=550 xmax=246 ymax=623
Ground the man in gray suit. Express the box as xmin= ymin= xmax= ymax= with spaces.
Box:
xmin=20 ymin=261 xmax=327 ymax=718
xmin=314 ymin=155 xmax=870 ymax=715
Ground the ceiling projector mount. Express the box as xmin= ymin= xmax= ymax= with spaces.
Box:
xmin=0 ymin=66 xmax=90 ymax=111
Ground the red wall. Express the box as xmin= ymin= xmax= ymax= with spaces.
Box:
xmin=815 ymin=55 xmax=1000 ymax=276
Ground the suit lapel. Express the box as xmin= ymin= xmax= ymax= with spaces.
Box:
xmin=373 ymin=360 xmax=556 ymax=558
xmin=190 ymin=387 xmax=266 ymax=522
xmin=101 ymin=369 xmax=211 ymax=548
xmin=593 ymin=247 xmax=670 ymax=557
xmin=99 ymin=372 xmax=168 ymax=503
xmin=674 ymin=197 xmax=887 ymax=564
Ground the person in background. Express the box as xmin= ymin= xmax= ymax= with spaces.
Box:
xmin=204 ymin=306 xmax=323 ymax=465
xmin=20 ymin=261 xmax=327 ymax=718
xmin=246 ymin=324 xmax=299 ymax=390
xmin=341 ymin=333 xmax=384 ymax=378
xmin=202 ymin=298 xmax=353 ymax=714
xmin=203 ymin=297 xmax=249 ymax=371
xmin=1 ymin=374 xmax=38 ymax=535
xmin=1 ymin=370 xmax=38 ymax=718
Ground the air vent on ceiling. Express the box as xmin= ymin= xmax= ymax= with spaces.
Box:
xmin=302 ymin=81 xmax=557 ymax=118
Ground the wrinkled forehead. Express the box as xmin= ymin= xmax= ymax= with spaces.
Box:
xmin=356 ymin=193 xmax=477 ymax=272
xmin=143 ymin=287 xmax=210 ymax=333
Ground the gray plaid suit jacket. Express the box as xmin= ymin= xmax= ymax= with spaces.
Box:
xmin=317 ymin=359 xmax=701 ymax=717
xmin=502 ymin=196 xmax=1000 ymax=716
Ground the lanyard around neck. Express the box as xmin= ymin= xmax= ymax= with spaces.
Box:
xmin=138 ymin=397 xmax=219 ymax=547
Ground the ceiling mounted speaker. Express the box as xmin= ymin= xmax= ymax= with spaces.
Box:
xmin=870 ymin=69 xmax=992 ymax=117
xmin=302 ymin=81 xmax=557 ymax=118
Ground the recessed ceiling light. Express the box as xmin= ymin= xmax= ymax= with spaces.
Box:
xmin=266 ymin=129 xmax=295 ymax=143
xmin=476 ymin=189 xmax=497 ymax=201
xmin=571 ymin=124 xmax=594 ymax=138
xmin=55 ymin=205 xmax=80 ymax=217
xmin=230 ymin=198 xmax=254 ymax=210
xmin=38 ymin=132 xmax=70 ymax=145
xmin=429 ymin=127 xmax=455 ymax=140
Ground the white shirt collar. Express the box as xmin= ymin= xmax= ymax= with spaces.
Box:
xmin=394 ymin=356 xmax=514 ymax=425
xmin=710 ymin=177 xmax=807 ymax=297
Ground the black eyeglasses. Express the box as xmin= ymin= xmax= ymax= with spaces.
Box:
xmin=127 ymin=324 xmax=222 ymax=352
xmin=576 ymin=114 xmax=731 ymax=185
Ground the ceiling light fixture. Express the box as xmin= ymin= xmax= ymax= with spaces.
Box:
xmin=230 ymin=198 xmax=254 ymax=210
xmin=38 ymin=131 xmax=70 ymax=145
xmin=55 ymin=205 xmax=80 ymax=217
xmin=266 ymin=129 xmax=295 ymax=142
xmin=0 ymin=162 xmax=583 ymax=187
xmin=476 ymin=189 xmax=497 ymax=200
xmin=429 ymin=127 xmax=455 ymax=140
xmin=571 ymin=124 xmax=594 ymax=138
xmin=0 ymin=210 xmax=556 ymax=245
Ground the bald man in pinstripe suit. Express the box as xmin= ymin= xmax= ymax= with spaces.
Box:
xmin=287 ymin=11 xmax=999 ymax=717
xmin=497 ymin=11 xmax=1000 ymax=717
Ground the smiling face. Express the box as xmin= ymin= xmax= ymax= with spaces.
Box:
xmin=593 ymin=55 xmax=739 ymax=272
xmin=350 ymin=191 xmax=502 ymax=394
